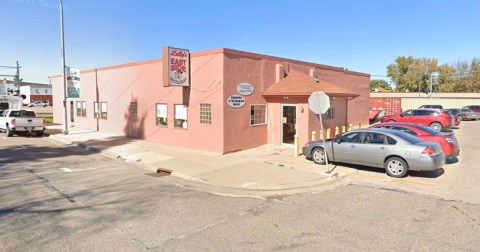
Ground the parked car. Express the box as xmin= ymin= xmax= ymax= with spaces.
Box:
xmin=0 ymin=109 xmax=46 ymax=137
xmin=369 ymin=122 xmax=460 ymax=159
xmin=380 ymin=108 xmax=454 ymax=132
xmin=445 ymin=108 xmax=478 ymax=121
xmin=28 ymin=101 xmax=48 ymax=107
xmin=462 ymin=105 xmax=480 ymax=117
xmin=419 ymin=104 xmax=443 ymax=109
xmin=302 ymin=128 xmax=445 ymax=178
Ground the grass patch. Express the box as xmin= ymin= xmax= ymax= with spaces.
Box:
xmin=44 ymin=115 xmax=53 ymax=123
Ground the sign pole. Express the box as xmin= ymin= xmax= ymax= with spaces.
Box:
xmin=59 ymin=0 xmax=68 ymax=134
xmin=308 ymin=91 xmax=331 ymax=174
xmin=319 ymin=114 xmax=330 ymax=173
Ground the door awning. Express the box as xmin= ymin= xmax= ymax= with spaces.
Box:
xmin=263 ymin=70 xmax=359 ymax=97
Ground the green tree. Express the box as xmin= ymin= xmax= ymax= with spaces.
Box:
xmin=387 ymin=56 xmax=438 ymax=92
xmin=437 ymin=64 xmax=456 ymax=92
xmin=370 ymin=79 xmax=392 ymax=91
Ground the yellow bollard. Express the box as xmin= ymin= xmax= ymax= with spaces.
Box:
xmin=358 ymin=122 xmax=362 ymax=129
xmin=342 ymin=125 xmax=346 ymax=133
xmin=335 ymin=126 xmax=339 ymax=136
xmin=294 ymin=135 xmax=299 ymax=157
xmin=326 ymin=128 xmax=331 ymax=139
xmin=348 ymin=123 xmax=352 ymax=131
xmin=311 ymin=131 xmax=316 ymax=141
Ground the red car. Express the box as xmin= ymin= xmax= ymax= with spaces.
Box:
xmin=380 ymin=108 xmax=453 ymax=132
xmin=370 ymin=122 xmax=460 ymax=158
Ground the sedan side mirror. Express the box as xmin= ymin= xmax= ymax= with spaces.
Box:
xmin=399 ymin=113 xmax=404 ymax=117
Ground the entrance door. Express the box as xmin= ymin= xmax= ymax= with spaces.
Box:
xmin=70 ymin=101 xmax=74 ymax=123
xmin=282 ymin=105 xmax=296 ymax=144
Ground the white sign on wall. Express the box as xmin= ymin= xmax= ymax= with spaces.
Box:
xmin=236 ymin=82 xmax=254 ymax=96
xmin=227 ymin=95 xmax=245 ymax=108
xmin=66 ymin=67 xmax=80 ymax=98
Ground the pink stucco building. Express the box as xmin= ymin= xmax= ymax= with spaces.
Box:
xmin=51 ymin=48 xmax=370 ymax=154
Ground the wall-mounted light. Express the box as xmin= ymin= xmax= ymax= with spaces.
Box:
xmin=332 ymin=97 xmax=336 ymax=100
xmin=300 ymin=107 xmax=304 ymax=113
xmin=283 ymin=96 xmax=289 ymax=100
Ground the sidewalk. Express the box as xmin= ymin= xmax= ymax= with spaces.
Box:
xmin=47 ymin=125 xmax=345 ymax=197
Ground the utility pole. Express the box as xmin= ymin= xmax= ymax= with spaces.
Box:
xmin=429 ymin=72 xmax=433 ymax=98
xmin=0 ymin=62 xmax=22 ymax=95
xmin=60 ymin=0 xmax=69 ymax=134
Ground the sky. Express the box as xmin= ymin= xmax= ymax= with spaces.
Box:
xmin=1 ymin=0 xmax=479 ymax=84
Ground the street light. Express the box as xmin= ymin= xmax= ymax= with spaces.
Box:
xmin=59 ymin=0 xmax=68 ymax=134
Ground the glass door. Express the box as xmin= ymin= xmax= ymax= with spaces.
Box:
xmin=282 ymin=105 xmax=296 ymax=144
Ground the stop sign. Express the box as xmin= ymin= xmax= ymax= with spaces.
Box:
xmin=308 ymin=91 xmax=330 ymax=115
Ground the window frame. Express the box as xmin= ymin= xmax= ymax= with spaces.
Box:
xmin=174 ymin=104 xmax=188 ymax=129
xmin=94 ymin=101 xmax=99 ymax=118
xmin=156 ymin=103 xmax=168 ymax=127
xmin=76 ymin=101 xmax=82 ymax=116
xmin=325 ymin=108 xmax=335 ymax=120
xmin=200 ymin=103 xmax=212 ymax=125
xmin=81 ymin=101 xmax=87 ymax=117
xmin=130 ymin=102 xmax=138 ymax=119
xmin=250 ymin=104 xmax=267 ymax=126
xmin=100 ymin=102 xmax=108 ymax=120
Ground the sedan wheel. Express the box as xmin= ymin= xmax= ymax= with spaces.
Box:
xmin=385 ymin=157 xmax=409 ymax=178
xmin=312 ymin=147 xmax=326 ymax=165
xmin=429 ymin=122 xmax=443 ymax=132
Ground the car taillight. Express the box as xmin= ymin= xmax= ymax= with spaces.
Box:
xmin=10 ymin=118 xmax=15 ymax=125
xmin=422 ymin=146 xmax=436 ymax=155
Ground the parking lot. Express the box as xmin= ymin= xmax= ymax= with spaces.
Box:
xmin=330 ymin=120 xmax=480 ymax=204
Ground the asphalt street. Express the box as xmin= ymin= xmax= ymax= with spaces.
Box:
xmin=1 ymin=124 xmax=480 ymax=251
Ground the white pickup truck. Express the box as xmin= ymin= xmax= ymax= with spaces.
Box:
xmin=0 ymin=109 xmax=46 ymax=137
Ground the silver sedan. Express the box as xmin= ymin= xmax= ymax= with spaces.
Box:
xmin=302 ymin=128 xmax=445 ymax=178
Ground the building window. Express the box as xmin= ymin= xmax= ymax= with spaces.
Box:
xmin=326 ymin=108 xmax=335 ymax=120
xmin=200 ymin=103 xmax=211 ymax=124
xmin=35 ymin=89 xmax=40 ymax=94
xmin=250 ymin=104 xmax=267 ymax=125
xmin=45 ymin=89 xmax=48 ymax=94
xmin=81 ymin=101 xmax=87 ymax=117
xmin=76 ymin=101 xmax=87 ymax=117
xmin=156 ymin=104 xmax=167 ymax=126
xmin=94 ymin=102 xmax=99 ymax=118
xmin=101 ymin=102 xmax=108 ymax=119
xmin=76 ymin=101 xmax=81 ymax=116
xmin=174 ymin=104 xmax=188 ymax=129
xmin=130 ymin=102 xmax=138 ymax=119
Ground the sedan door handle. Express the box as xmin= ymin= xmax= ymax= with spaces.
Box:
xmin=380 ymin=146 xmax=385 ymax=150
xmin=350 ymin=145 xmax=356 ymax=148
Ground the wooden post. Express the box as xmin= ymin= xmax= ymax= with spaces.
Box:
xmin=348 ymin=123 xmax=352 ymax=131
xmin=294 ymin=135 xmax=299 ymax=157
xmin=335 ymin=126 xmax=339 ymax=136
xmin=326 ymin=128 xmax=331 ymax=139
xmin=342 ymin=125 xmax=346 ymax=133
xmin=311 ymin=131 xmax=316 ymax=141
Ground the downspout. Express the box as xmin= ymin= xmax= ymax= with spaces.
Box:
xmin=95 ymin=68 xmax=99 ymax=132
